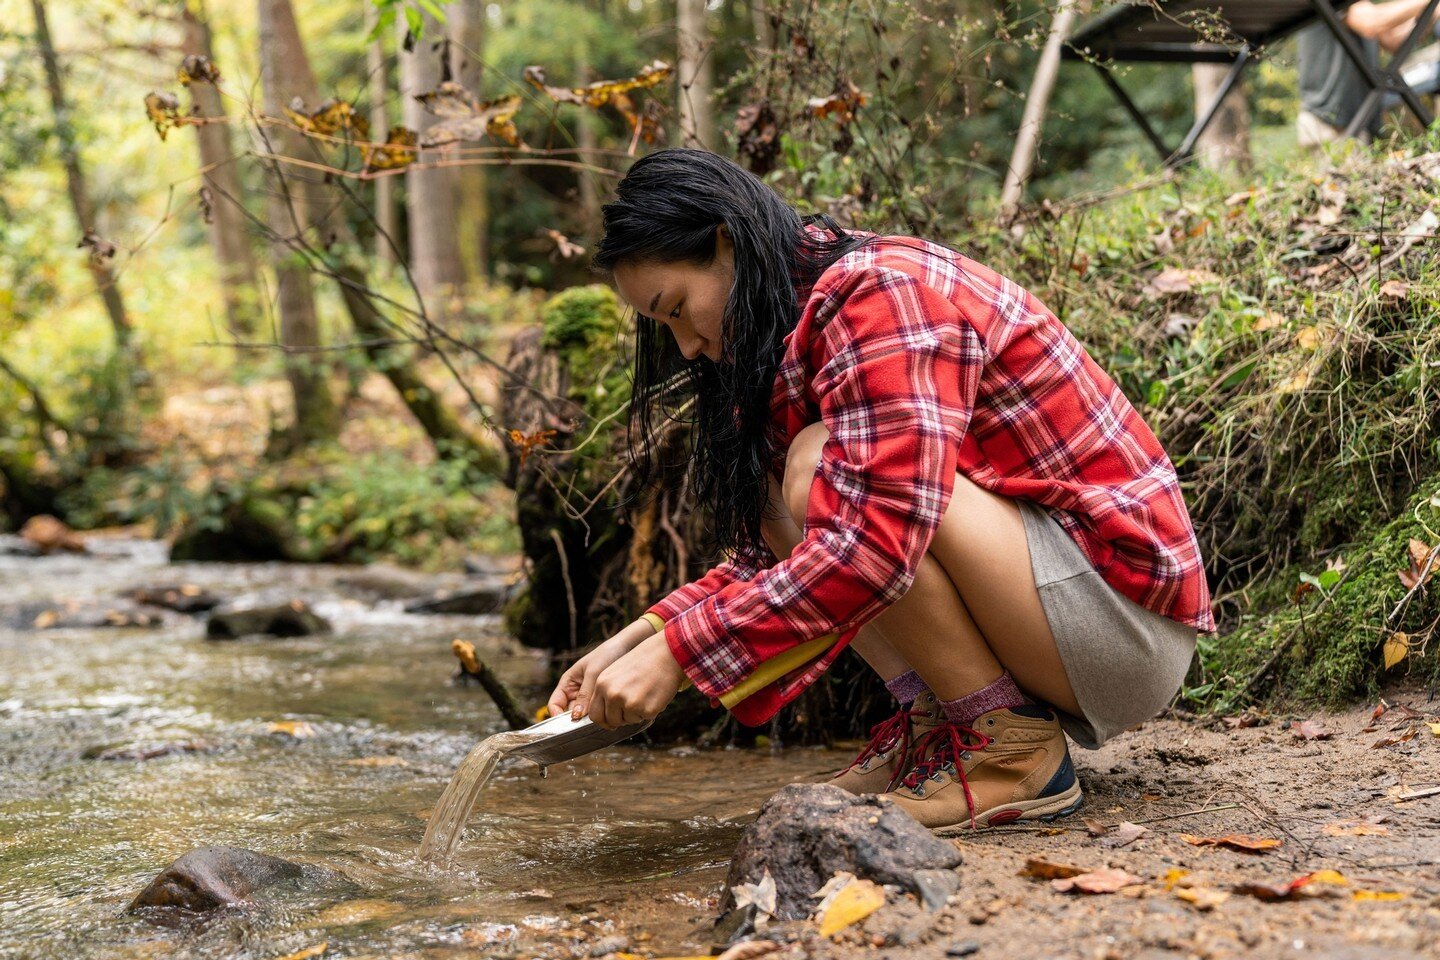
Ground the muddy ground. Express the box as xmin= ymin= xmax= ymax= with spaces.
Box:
xmin=549 ymin=678 xmax=1440 ymax=960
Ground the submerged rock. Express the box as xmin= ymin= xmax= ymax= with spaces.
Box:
xmin=402 ymin=581 xmax=511 ymax=615
xmin=5 ymin=600 xmax=161 ymax=631
xmin=128 ymin=845 xmax=304 ymax=918
xmin=719 ymin=783 xmax=962 ymax=921
xmin=19 ymin=515 xmax=85 ymax=554
xmin=206 ymin=601 xmax=331 ymax=639
xmin=125 ymin=584 xmax=223 ymax=614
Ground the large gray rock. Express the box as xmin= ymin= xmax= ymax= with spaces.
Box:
xmin=128 ymin=845 xmax=303 ymax=917
xmin=206 ymin=601 xmax=331 ymax=639
xmin=719 ymin=783 xmax=962 ymax=920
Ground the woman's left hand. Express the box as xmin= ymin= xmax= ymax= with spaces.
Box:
xmin=586 ymin=632 xmax=686 ymax=730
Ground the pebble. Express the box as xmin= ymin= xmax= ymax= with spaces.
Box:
xmin=948 ymin=941 xmax=981 ymax=957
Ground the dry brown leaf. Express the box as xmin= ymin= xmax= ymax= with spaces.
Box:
xmin=1253 ymin=312 xmax=1286 ymax=331
xmin=361 ymin=125 xmax=418 ymax=173
xmin=1380 ymin=279 xmax=1411 ymax=301
xmin=1322 ymin=817 xmax=1390 ymax=837
xmin=1180 ymin=834 xmax=1283 ymax=853
xmin=1372 ymin=726 xmax=1420 ymax=749
xmin=807 ymin=80 xmax=869 ymax=123
xmin=1019 ymin=857 xmax=1086 ymax=880
xmin=1292 ymin=720 xmax=1333 ymax=741
xmin=1295 ymin=326 xmax=1321 ymax=350
xmin=1232 ymin=869 xmax=1346 ymax=902
xmin=1050 ymin=867 xmax=1143 ymax=894
xmin=716 ymin=941 xmax=780 ymax=960
xmin=451 ymin=639 xmax=480 ymax=675
xmin=342 ymin=756 xmax=407 ymax=768
xmin=1101 ymin=821 xmax=1149 ymax=848
xmin=177 ymin=53 xmax=221 ymax=85
xmin=1143 ymin=267 xmax=1222 ymax=298
xmin=1174 ymin=886 xmax=1230 ymax=910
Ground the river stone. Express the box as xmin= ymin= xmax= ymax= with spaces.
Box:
xmin=125 ymin=584 xmax=223 ymax=614
xmin=128 ymin=845 xmax=304 ymax=917
xmin=402 ymin=580 xmax=511 ymax=615
xmin=206 ymin=601 xmax=331 ymax=639
xmin=718 ymin=784 xmax=962 ymax=921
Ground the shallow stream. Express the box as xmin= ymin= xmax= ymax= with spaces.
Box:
xmin=0 ymin=547 xmax=846 ymax=959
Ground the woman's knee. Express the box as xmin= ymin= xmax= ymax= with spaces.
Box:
xmin=782 ymin=422 xmax=829 ymax=524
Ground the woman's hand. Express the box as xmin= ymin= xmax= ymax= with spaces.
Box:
xmin=546 ymin=618 xmax=655 ymax=720
xmin=586 ymin=632 xmax=687 ymax=730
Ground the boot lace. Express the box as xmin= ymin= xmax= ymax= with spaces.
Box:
xmin=900 ymin=722 xmax=993 ymax=830
xmin=846 ymin=706 xmax=926 ymax=791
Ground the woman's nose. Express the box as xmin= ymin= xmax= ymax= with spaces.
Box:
xmin=679 ymin=337 xmax=705 ymax=361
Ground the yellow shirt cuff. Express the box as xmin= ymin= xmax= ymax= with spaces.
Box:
xmin=716 ymin=632 xmax=838 ymax=710
xmin=640 ymin=612 xmax=666 ymax=634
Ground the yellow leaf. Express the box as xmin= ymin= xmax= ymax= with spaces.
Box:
xmin=1253 ymin=312 xmax=1286 ymax=331
xmin=1295 ymin=326 xmax=1320 ymax=349
xmin=267 ymin=721 xmax=316 ymax=739
xmin=313 ymin=900 xmax=403 ymax=926
xmin=1162 ymin=868 xmax=1191 ymax=890
xmin=1383 ymin=633 xmax=1410 ymax=671
xmin=535 ymin=705 xmax=551 ymax=722
xmin=1428 ymin=722 xmax=1440 ymax=738
xmin=1304 ymin=869 xmax=1349 ymax=887
xmin=342 ymin=756 xmax=407 ymax=768
xmin=1277 ymin=368 xmax=1312 ymax=393
xmin=817 ymin=878 xmax=885 ymax=937
xmin=1353 ymin=890 xmax=1406 ymax=901
xmin=274 ymin=944 xmax=327 ymax=960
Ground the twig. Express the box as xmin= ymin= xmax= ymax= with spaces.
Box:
xmin=549 ymin=527 xmax=578 ymax=651
xmin=1126 ymin=802 xmax=1241 ymax=826
xmin=452 ymin=640 xmax=530 ymax=731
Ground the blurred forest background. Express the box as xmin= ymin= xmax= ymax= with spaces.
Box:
xmin=3 ymin=0 xmax=1439 ymax=730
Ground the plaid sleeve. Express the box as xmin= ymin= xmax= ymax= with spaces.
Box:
xmin=643 ymin=540 xmax=779 ymax=624
xmin=661 ymin=267 xmax=984 ymax=707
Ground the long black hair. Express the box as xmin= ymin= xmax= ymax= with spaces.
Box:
xmin=592 ymin=148 xmax=873 ymax=568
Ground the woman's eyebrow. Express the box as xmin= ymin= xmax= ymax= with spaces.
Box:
xmin=648 ymin=289 xmax=663 ymax=313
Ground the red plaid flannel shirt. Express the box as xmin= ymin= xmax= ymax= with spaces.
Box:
xmin=646 ymin=229 xmax=1214 ymax=725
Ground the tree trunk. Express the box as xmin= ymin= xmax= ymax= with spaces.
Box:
xmin=1000 ymin=0 xmax=1077 ymax=222
xmin=366 ymin=2 xmax=399 ymax=266
xmin=450 ymin=0 xmax=489 ymax=279
xmin=750 ymin=0 xmax=775 ymax=51
xmin=676 ymin=0 xmax=715 ymax=149
xmin=1192 ymin=63 xmax=1252 ymax=173
xmin=400 ymin=11 xmax=467 ymax=310
xmin=30 ymin=0 xmax=132 ymax=350
xmin=180 ymin=0 xmax=262 ymax=339
xmin=256 ymin=0 xmax=340 ymax=447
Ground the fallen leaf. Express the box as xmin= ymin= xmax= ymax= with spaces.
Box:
xmin=1082 ymin=818 xmax=1109 ymax=837
xmin=1180 ymin=834 xmax=1283 ymax=853
xmin=816 ymin=878 xmax=885 ymax=937
xmin=273 ymin=944 xmax=327 ymax=960
xmin=1352 ymin=890 xmax=1406 ymax=901
xmin=1232 ymin=870 xmax=1346 ymax=902
xmin=731 ymin=869 xmax=777 ymax=921
xmin=1175 ymin=886 xmax=1230 ymax=910
xmin=1398 ymin=539 xmax=1436 ymax=590
xmin=1051 ymin=867 xmax=1143 ymax=894
xmin=1316 ymin=182 xmax=1347 ymax=226
xmin=1143 ymin=267 xmax=1222 ymax=298
xmin=1162 ymin=868 xmax=1191 ymax=890
xmin=1383 ymin=633 xmax=1412 ymax=671
xmin=1428 ymin=722 xmax=1440 ymax=738
xmin=1323 ymin=817 xmax=1390 ymax=837
xmin=716 ymin=941 xmax=780 ymax=960
xmin=1372 ymin=727 xmax=1419 ymax=749
xmin=312 ymin=900 xmax=403 ymax=926
xmin=1380 ymin=279 xmax=1410 ymax=301
xmin=1222 ymin=711 xmax=1266 ymax=730
xmin=1253 ymin=311 xmax=1286 ymax=331
xmin=32 ymin=610 xmax=58 ymax=629
xmin=342 ymin=756 xmax=407 ymax=768
xmin=1102 ymin=821 xmax=1150 ymax=848
xmin=1292 ymin=720 xmax=1333 ymax=740
xmin=1295 ymin=326 xmax=1321 ymax=350
xmin=1019 ymin=857 xmax=1086 ymax=880
xmin=267 ymin=721 xmax=316 ymax=739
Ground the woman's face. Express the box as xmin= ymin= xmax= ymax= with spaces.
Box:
xmin=612 ymin=225 xmax=734 ymax=364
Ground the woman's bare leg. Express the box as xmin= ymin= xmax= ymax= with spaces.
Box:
xmin=780 ymin=422 xmax=1082 ymax=717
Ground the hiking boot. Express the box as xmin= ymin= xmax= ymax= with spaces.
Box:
xmin=825 ymin=691 xmax=944 ymax=795
xmin=880 ymin=703 xmax=1083 ymax=830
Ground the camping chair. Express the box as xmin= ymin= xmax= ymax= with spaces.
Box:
xmin=1061 ymin=0 xmax=1440 ymax=165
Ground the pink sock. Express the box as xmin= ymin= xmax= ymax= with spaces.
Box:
xmin=939 ymin=670 xmax=1028 ymax=728
xmin=884 ymin=669 xmax=929 ymax=706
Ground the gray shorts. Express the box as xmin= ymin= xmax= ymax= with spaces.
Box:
xmin=1018 ymin=499 xmax=1198 ymax=750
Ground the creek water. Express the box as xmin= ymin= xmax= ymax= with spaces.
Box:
xmin=0 ymin=547 xmax=848 ymax=959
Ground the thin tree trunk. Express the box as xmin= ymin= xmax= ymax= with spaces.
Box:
xmin=181 ymin=0 xmax=262 ymax=338
xmin=750 ymin=0 xmax=775 ymax=51
xmin=451 ymin=0 xmax=489 ymax=279
xmin=676 ymin=0 xmax=715 ymax=149
xmin=1000 ymin=0 xmax=1077 ymax=221
xmin=1193 ymin=63 xmax=1252 ymax=172
xmin=400 ymin=11 xmax=467 ymax=309
xmin=576 ymin=56 xmax=603 ymax=239
xmin=257 ymin=0 xmax=340 ymax=447
xmin=31 ymin=0 xmax=131 ymax=349
xmin=366 ymin=2 xmax=398 ymax=266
